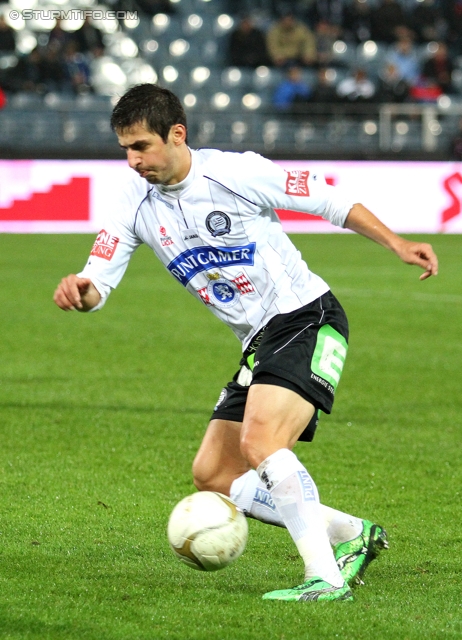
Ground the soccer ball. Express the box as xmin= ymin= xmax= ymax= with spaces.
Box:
xmin=167 ymin=491 xmax=248 ymax=571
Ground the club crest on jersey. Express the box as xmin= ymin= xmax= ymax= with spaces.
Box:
xmin=159 ymin=226 xmax=174 ymax=247
xmin=205 ymin=211 xmax=231 ymax=237
xmin=285 ymin=170 xmax=310 ymax=196
xmin=197 ymin=271 xmax=255 ymax=307
xmin=208 ymin=277 xmax=240 ymax=308
xmin=90 ymin=230 xmax=119 ymax=261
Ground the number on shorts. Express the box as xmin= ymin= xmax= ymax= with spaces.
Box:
xmin=311 ymin=325 xmax=348 ymax=391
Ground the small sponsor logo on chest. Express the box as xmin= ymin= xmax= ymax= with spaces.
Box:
xmin=159 ymin=226 xmax=174 ymax=247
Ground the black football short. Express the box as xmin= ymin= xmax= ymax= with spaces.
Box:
xmin=211 ymin=290 xmax=349 ymax=442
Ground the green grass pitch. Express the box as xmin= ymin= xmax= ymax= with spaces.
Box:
xmin=0 ymin=233 xmax=460 ymax=640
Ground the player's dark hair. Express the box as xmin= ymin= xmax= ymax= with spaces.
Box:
xmin=110 ymin=84 xmax=187 ymax=143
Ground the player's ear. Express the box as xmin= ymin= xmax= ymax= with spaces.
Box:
xmin=170 ymin=124 xmax=187 ymax=146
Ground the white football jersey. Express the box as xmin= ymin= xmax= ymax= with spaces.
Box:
xmin=79 ymin=149 xmax=354 ymax=349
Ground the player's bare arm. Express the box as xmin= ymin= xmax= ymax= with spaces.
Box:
xmin=53 ymin=275 xmax=101 ymax=312
xmin=344 ymin=203 xmax=439 ymax=280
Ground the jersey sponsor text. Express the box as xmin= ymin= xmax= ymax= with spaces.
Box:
xmin=90 ymin=230 xmax=119 ymax=261
xmin=167 ymin=243 xmax=256 ymax=286
xmin=285 ymin=170 xmax=310 ymax=197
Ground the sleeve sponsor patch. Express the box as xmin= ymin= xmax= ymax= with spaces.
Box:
xmin=90 ymin=229 xmax=119 ymax=261
xmin=285 ymin=170 xmax=310 ymax=197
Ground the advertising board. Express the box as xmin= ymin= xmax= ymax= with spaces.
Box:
xmin=1 ymin=160 xmax=461 ymax=233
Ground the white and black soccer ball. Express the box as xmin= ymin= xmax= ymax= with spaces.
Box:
xmin=167 ymin=491 xmax=248 ymax=571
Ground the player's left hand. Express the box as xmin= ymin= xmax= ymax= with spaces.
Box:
xmin=394 ymin=239 xmax=438 ymax=280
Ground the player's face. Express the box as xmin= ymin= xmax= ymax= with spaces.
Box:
xmin=117 ymin=121 xmax=189 ymax=185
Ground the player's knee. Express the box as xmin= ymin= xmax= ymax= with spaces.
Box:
xmin=192 ymin=458 xmax=211 ymax=491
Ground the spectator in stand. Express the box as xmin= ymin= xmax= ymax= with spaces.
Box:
xmin=273 ymin=65 xmax=313 ymax=110
xmin=386 ymin=34 xmax=421 ymax=85
xmin=411 ymin=0 xmax=446 ymax=44
xmin=421 ymin=42 xmax=454 ymax=94
xmin=266 ymin=11 xmax=317 ymax=68
xmin=228 ymin=15 xmax=270 ymax=68
xmin=337 ymin=67 xmax=376 ymax=102
xmin=48 ymin=18 xmax=72 ymax=54
xmin=315 ymin=20 xmax=341 ymax=68
xmin=0 ymin=14 xmax=16 ymax=52
xmin=370 ymin=0 xmax=408 ymax=44
xmin=310 ymin=66 xmax=340 ymax=103
xmin=64 ymin=41 xmax=92 ymax=95
xmin=13 ymin=47 xmax=46 ymax=93
xmin=343 ymin=0 xmax=373 ymax=44
xmin=376 ymin=62 xmax=409 ymax=102
xmin=39 ymin=47 xmax=67 ymax=93
xmin=73 ymin=16 xmax=105 ymax=56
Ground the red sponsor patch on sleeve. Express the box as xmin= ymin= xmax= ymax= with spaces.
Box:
xmin=90 ymin=229 xmax=120 ymax=261
xmin=285 ymin=170 xmax=310 ymax=197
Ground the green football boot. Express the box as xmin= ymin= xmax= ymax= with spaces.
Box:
xmin=262 ymin=577 xmax=353 ymax=602
xmin=334 ymin=520 xmax=389 ymax=586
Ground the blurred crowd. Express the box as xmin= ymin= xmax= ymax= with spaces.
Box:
xmin=228 ymin=0 xmax=461 ymax=110
xmin=0 ymin=14 xmax=104 ymax=96
xmin=0 ymin=0 xmax=461 ymax=109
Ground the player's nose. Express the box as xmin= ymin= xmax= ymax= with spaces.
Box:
xmin=126 ymin=149 xmax=141 ymax=170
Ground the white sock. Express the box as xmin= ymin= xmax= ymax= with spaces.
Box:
xmin=257 ymin=449 xmax=344 ymax=586
xmin=230 ymin=469 xmax=283 ymax=526
xmin=322 ymin=505 xmax=363 ymax=546
xmin=230 ymin=469 xmax=363 ymax=543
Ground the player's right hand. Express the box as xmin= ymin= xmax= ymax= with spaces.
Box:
xmin=53 ymin=275 xmax=98 ymax=311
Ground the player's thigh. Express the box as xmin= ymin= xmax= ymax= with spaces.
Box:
xmin=192 ymin=418 xmax=251 ymax=495
xmin=240 ymin=383 xmax=315 ymax=468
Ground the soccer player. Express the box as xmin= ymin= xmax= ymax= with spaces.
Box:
xmin=54 ymin=84 xmax=438 ymax=602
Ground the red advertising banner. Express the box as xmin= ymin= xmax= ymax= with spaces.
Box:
xmin=0 ymin=160 xmax=461 ymax=233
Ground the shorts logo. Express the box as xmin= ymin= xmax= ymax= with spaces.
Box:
xmin=206 ymin=211 xmax=231 ymax=237
xmin=311 ymin=324 xmax=348 ymax=393
xmin=90 ymin=229 xmax=119 ymax=261
xmin=159 ymin=226 xmax=174 ymax=247
xmin=285 ymin=170 xmax=310 ymax=196
xmin=214 ymin=388 xmax=227 ymax=410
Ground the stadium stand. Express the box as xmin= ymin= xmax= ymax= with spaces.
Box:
xmin=0 ymin=0 xmax=462 ymax=158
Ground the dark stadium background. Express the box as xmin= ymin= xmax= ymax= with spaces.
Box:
xmin=1 ymin=0 xmax=462 ymax=161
